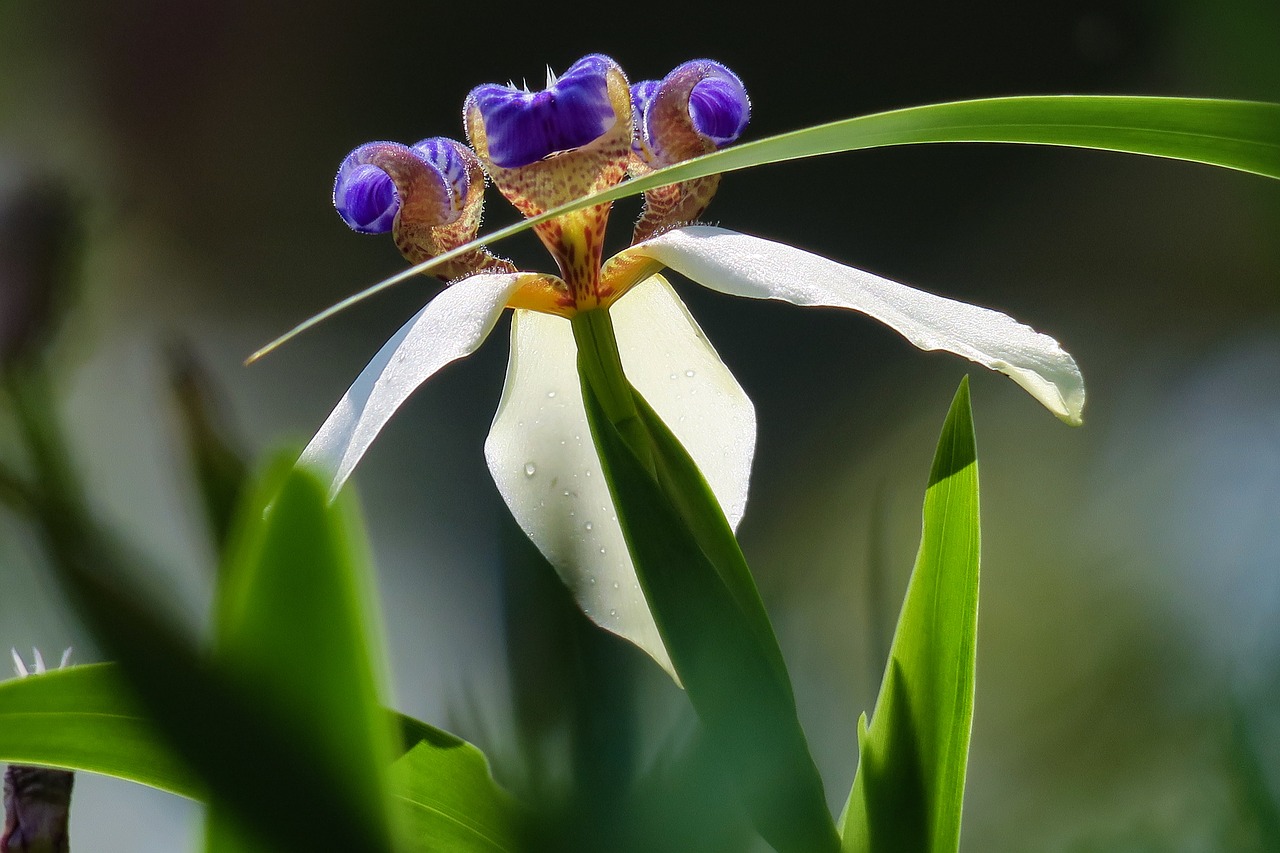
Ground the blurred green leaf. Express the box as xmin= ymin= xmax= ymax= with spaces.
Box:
xmin=166 ymin=342 xmax=249 ymax=552
xmin=7 ymin=365 xmax=392 ymax=851
xmin=841 ymin=378 xmax=980 ymax=853
xmin=253 ymin=95 xmax=1280 ymax=359
xmin=391 ymin=727 xmax=527 ymax=853
xmin=581 ymin=378 xmax=838 ymax=853
xmin=205 ymin=457 xmax=396 ymax=852
xmin=0 ymin=663 xmax=197 ymax=798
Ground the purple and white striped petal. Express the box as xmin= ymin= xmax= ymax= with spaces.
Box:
xmin=333 ymin=138 xmax=472 ymax=234
xmin=632 ymin=226 xmax=1086 ymax=425
xmin=334 ymin=158 xmax=398 ymax=234
xmin=466 ymin=55 xmax=618 ymax=169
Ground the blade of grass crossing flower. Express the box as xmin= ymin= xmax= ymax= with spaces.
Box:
xmin=250 ymin=96 xmax=1280 ymax=361
xmin=206 ymin=456 xmax=397 ymax=852
xmin=580 ymin=379 xmax=838 ymax=853
xmin=0 ymin=664 xmax=198 ymax=798
xmin=840 ymin=378 xmax=980 ymax=853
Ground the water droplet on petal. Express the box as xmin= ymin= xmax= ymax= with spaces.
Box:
xmin=611 ymin=581 xmax=619 ymax=589
xmin=589 ymin=576 xmax=597 ymax=585
xmin=599 ymin=546 xmax=607 ymax=555
xmin=685 ymin=369 xmax=696 ymax=377
xmin=669 ymin=372 xmax=678 ymax=380
xmin=546 ymin=390 xmax=557 ymax=398
xmin=524 ymin=462 xmax=537 ymax=477
xmin=584 ymin=521 xmax=593 ymax=531
xmin=609 ymin=608 xmax=617 ymax=617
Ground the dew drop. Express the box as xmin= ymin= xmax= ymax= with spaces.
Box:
xmin=684 ymin=369 xmax=696 ymax=377
xmin=546 ymin=390 xmax=557 ymax=398
xmin=599 ymin=546 xmax=607 ymax=555
xmin=609 ymin=608 xmax=617 ymax=617
xmin=588 ymin=576 xmax=597 ymax=585
xmin=524 ymin=462 xmax=537 ymax=477
xmin=562 ymin=489 xmax=570 ymax=497
xmin=669 ymin=372 xmax=678 ymax=380
xmin=583 ymin=521 xmax=594 ymax=531
xmin=611 ymin=581 xmax=619 ymax=589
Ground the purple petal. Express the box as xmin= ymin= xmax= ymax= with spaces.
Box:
xmin=687 ymin=66 xmax=750 ymax=146
xmin=467 ymin=54 xmax=619 ymax=169
xmin=640 ymin=59 xmax=747 ymax=151
xmin=630 ymin=79 xmax=659 ymax=129
xmin=334 ymin=149 xmax=399 ymax=234
xmin=411 ymin=136 xmax=473 ymax=203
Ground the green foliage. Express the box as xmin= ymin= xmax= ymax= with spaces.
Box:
xmin=204 ymin=457 xmax=397 ymax=851
xmin=0 ymin=664 xmax=199 ymax=798
xmin=579 ymin=369 xmax=838 ymax=853
xmin=841 ymin=379 xmax=981 ymax=853
xmin=392 ymin=723 xmax=527 ymax=853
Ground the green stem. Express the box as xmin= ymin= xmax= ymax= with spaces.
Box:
xmin=570 ymin=308 xmax=653 ymax=471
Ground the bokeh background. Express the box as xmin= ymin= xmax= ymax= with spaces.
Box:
xmin=2 ymin=0 xmax=1278 ymax=849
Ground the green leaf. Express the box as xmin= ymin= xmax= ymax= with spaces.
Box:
xmin=841 ymin=378 xmax=980 ymax=853
xmin=250 ymin=96 xmax=1280 ymax=359
xmin=0 ymin=663 xmax=199 ymax=798
xmin=0 ymin=666 xmax=522 ymax=852
xmin=580 ymin=377 xmax=838 ymax=853
xmin=206 ymin=457 xmax=397 ymax=852
xmin=391 ymin=721 xmax=527 ymax=853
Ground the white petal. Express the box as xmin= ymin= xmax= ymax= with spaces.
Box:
xmin=633 ymin=226 xmax=1086 ymax=425
xmin=301 ymin=273 xmax=527 ymax=495
xmin=484 ymin=276 xmax=755 ymax=678
xmin=611 ymin=274 xmax=756 ymax=528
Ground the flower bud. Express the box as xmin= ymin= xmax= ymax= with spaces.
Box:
xmin=629 ymin=60 xmax=749 ymax=243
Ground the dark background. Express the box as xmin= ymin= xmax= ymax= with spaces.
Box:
xmin=2 ymin=0 xmax=1278 ymax=849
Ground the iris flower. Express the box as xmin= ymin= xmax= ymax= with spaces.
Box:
xmin=303 ymin=54 xmax=1084 ymax=675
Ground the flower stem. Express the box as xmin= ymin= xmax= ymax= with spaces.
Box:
xmin=570 ymin=308 xmax=653 ymax=471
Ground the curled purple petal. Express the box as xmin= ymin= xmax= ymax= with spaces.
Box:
xmin=687 ymin=67 xmax=750 ymax=146
xmin=467 ymin=54 xmax=619 ymax=169
xmin=637 ymin=60 xmax=749 ymax=153
xmin=629 ymin=79 xmax=659 ymax=130
xmin=333 ymin=138 xmax=475 ymax=235
xmin=334 ymin=156 xmax=398 ymax=234
xmin=411 ymin=136 xmax=473 ymax=205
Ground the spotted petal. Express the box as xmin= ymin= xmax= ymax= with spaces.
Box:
xmin=485 ymin=275 xmax=756 ymax=677
xmin=631 ymin=226 xmax=1086 ymax=424
xmin=301 ymin=273 xmax=529 ymax=495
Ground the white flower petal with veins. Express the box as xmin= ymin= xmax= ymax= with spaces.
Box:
xmin=485 ymin=275 xmax=755 ymax=677
xmin=633 ymin=226 xmax=1086 ymax=425
xmin=301 ymin=273 xmax=527 ymax=495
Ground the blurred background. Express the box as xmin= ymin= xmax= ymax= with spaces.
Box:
xmin=1 ymin=0 xmax=1278 ymax=849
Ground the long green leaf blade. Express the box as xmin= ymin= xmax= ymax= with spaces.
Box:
xmin=841 ymin=378 xmax=981 ymax=853
xmin=581 ymin=378 xmax=838 ymax=853
xmin=0 ymin=663 xmax=198 ymax=798
xmin=206 ymin=458 xmax=397 ymax=852
xmin=250 ymin=96 xmax=1280 ymax=359
xmin=391 ymin=729 xmax=526 ymax=853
